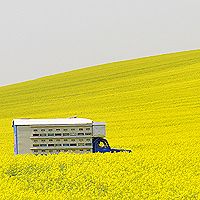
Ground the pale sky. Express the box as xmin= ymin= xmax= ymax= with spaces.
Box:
xmin=0 ymin=0 xmax=200 ymax=87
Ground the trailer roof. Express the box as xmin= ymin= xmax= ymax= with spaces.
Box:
xmin=12 ymin=118 xmax=93 ymax=126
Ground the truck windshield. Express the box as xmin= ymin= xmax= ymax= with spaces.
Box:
xmin=98 ymin=141 xmax=108 ymax=148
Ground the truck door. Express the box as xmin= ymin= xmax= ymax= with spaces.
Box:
xmin=94 ymin=138 xmax=111 ymax=153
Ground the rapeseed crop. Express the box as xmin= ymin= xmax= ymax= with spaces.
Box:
xmin=0 ymin=50 xmax=199 ymax=199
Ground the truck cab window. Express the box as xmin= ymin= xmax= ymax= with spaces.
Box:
xmin=98 ymin=141 xmax=108 ymax=148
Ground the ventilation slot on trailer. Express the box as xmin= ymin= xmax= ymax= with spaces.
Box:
xmin=85 ymin=143 xmax=92 ymax=146
xmin=40 ymin=144 xmax=47 ymax=147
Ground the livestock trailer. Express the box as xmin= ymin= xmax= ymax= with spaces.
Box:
xmin=12 ymin=117 xmax=131 ymax=155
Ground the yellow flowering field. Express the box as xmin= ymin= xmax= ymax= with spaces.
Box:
xmin=0 ymin=50 xmax=200 ymax=199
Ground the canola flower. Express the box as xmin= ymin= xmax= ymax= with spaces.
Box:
xmin=0 ymin=50 xmax=199 ymax=199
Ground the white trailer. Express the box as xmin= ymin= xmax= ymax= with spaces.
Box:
xmin=12 ymin=117 xmax=131 ymax=155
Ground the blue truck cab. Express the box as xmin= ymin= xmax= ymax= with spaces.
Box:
xmin=93 ymin=137 xmax=131 ymax=153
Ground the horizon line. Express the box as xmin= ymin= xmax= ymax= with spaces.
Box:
xmin=0 ymin=48 xmax=199 ymax=88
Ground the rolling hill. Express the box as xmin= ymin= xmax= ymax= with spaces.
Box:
xmin=0 ymin=49 xmax=199 ymax=199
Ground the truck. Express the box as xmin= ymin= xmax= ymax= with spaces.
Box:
xmin=12 ymin=117 xmax=131 ymax=155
